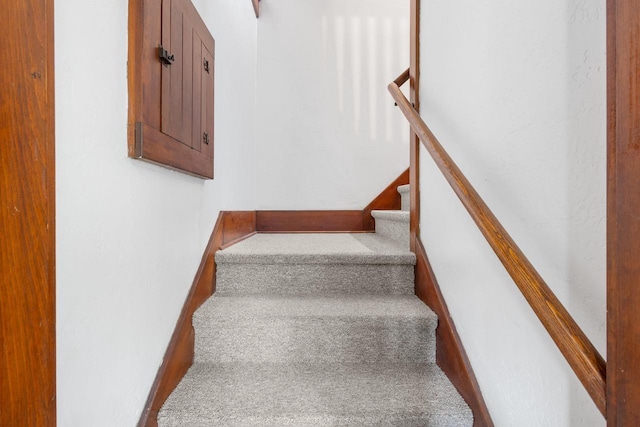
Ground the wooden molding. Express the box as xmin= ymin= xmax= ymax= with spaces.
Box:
xmin=0 ymin=0 xmax=56 ymax=424
xmin=257 ymin=169 xmax=409 ymax=233
xmin=414 ymin=238 xmax=494 ymax=427
xmin=607 ymin=0 xmax=640 ymax=423
xmin=256 ymin=210 xmax=366 ymax=232
xmin=219 ymin=231 xmax=258 ymax=251
xmin=221 ymin=211 xmax=258 ymax=244
xmin=138 ymin=211 xmax=257 ymax=427
xmin=252 ymin=0 xmax=260 ymax=18
xmin=362 ymin=168 xmax=410 ymax=230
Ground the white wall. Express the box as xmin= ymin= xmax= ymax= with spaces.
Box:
xmin=418 ymin=1 xmax=606 ymax=426
xmin=55 ymin=0 xmax=257 ymax=425
xmin=255 ymin=0 xmax=410 ymax=210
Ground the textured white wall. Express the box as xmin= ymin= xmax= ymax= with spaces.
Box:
xmin=255 ymin=0 xmax=410 ymax=210
xmin=55 ymin=0 xmax=257 ymax=425
xmin=418 ymin=1 xmax=606 ymax=426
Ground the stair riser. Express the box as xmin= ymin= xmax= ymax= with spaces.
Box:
xmin=216 ymin=264 xmax=415 ymax=296
xmin=401 ymin=196 xmax=410 ymax=211
xmin=194 ymin=317 xmax=436 ymax=364
xmin=375 ymin=218 xmax=410 ymax=248
xmin=399 ymin=186 xmax=410 ymax=211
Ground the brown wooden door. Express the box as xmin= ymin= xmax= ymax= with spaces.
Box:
xmin=161 ymin=0 xmax=215 ymax=155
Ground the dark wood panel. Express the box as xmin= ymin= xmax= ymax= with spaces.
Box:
xmin=161 ymin=0 xmax=214 ymax=148
xmin=138 ymin=212 xmax=257 ymax=426
xmin=129 ymin=0 xmax=214 ymax=179
xmin=256 ymin=210 xmax=366 ymax=232
xmin=607 ymin=0 xmax=640 ymax=424
xmin=388 ymin=79 xmax=607 ymax=416
xmin=362 ymin=168 xmax=409 ymax=230
xmin=0 ymin=0 xmax=56 ymax=425
xmin=414 ymin=239 xmax=493 ymax=427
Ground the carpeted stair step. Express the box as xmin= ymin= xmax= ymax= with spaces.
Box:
xmin=194 ymin=295 xmax=437 ymax=364
xmin=159 ymin=231 xmax=473 ymax=426
xmin=215 ymin=233 xmax=415 ymax=296
xmin=371 ymin=210 xmax=410 ymax=249
xmin=398 ymin=183 xmax=410 ymax=211
xmin=158 ymin=362 xmax=474 ymax=427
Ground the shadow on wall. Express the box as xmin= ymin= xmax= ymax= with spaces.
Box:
xmin=320 ymin=10 xmax=409 ymax=142
xmin=255 ymin=0 xmax=411 ymax=210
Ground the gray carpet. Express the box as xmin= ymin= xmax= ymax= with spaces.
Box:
xmin=215 ymin=234 xmax=415 ymax=296
xmin=159 ymin=189 xmax=473 ymax=426
xmin=399 ymin=184 xmax=410 ymax=211
xmin=194 ymin=296 xmax=437 ymax=364
xmin=370 ymin=211 xmax=410 ymax=249
xmin=159 ymin=363 xmax=471 ymax=427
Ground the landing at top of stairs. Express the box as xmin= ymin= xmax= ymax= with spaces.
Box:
xmin=216 ymin=233 xmax=415 ymax=265
xmin=371 ymin=209 xmax=410 ymax=222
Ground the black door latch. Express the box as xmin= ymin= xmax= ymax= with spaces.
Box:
xmin=158 ymin=45 xmax=175 ymax=66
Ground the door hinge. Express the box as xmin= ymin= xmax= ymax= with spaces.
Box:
xmin=203 ymin=58 xmax=210 ymax=74
xmin=203 ymin=132 xmax=210 ymax=145
xmin=158 ymin=45 xmax=175 ymax=66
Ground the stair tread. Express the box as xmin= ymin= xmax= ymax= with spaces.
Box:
xmin=194 ymin=296 xmax=438 ymax=365
xmin=216 ymin=233 xmax=415 ymax=265
xmin=159 ymin=362 xmax=473 ymax=426
xmin=371 ymin=210 xmax=410 ymax=222
xmin=398 ymin=184 xmax=410 ymax=194
xmin=196 ymin=295 xmax=437 ymax=320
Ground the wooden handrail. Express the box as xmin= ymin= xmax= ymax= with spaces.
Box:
xmin=389 ymin=69 xmax=607 ymax=416
xmin=394 ymin=68 xmax=410 ymax=87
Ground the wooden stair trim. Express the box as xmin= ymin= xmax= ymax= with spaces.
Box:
xmin=414 ymin=237 xmax=494 ymax=427
xmin=138 ymin=211 xmax=257 ymax=427
xmin=256 ymin=168 xmax=409 ymax=233
xmin=362 ymin=168 xmax=410 ymax=231
xmin=256 ymin=210 xmax=366 ymax=232
xmin=219 ymin=231 xmax=258 ymax=250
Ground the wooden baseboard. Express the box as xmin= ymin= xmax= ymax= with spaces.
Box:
xmin=138 ymin=211 xmax=257 ymax=427
xmin=414 ymin=238 xmax=494 ymax=427
xmin=256 ymin=168 xmax=409 ymax=233
xmin=256 ymin=210 xmax=366 ymax=232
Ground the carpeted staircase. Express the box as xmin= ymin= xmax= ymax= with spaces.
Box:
xmin=158 ymin=184 xmax=473 ymax=426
